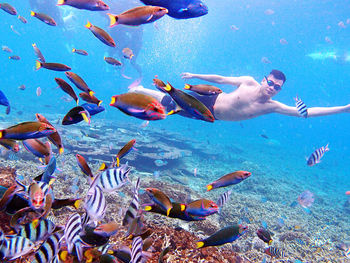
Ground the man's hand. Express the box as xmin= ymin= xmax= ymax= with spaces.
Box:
xmin=181 ymin=72 xmax=194 ymax=79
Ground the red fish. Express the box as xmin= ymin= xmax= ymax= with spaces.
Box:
xmin=0 ymin=121 xmax=56 ymax=140
xmin=85 ymin=21 xmax=115 ymax=47
xmin=107 ymin=6 xmax=168 ymax=27
xmin=206 ymin=171 xmax=251 ymax=191
xmin=30 ymin=11 xmax=57 ymax=26
xmin=110 ymin=93 xmax=166 ymax=121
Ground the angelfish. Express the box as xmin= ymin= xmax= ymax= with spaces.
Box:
xmin=307 ymin=144 xmax=329 ymax=166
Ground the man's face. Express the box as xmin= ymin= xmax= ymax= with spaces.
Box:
xmin=261 ymin=74 xmax=284 ymax=97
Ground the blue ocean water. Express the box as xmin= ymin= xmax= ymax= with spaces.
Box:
xmin=1 ymin=0 xmax=350 ymax=260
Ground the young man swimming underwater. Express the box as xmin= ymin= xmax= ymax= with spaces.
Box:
xmin=129 ymin=69 xmax=350 ymax=121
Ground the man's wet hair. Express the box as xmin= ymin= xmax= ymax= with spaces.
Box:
xmin=270 ymin=69 xmax=286 ymax=83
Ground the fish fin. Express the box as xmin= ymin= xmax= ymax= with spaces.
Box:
xmin=196 ymin=241 xmax=204 ymax=248
xmin=30 ymin=11 xmax=35 ymax=16
xmin=184 ymin=84 xmax=191 ymax=90
xmin=98 ymin=100 xmax=103 ymax=107
xmin=6 ymin=106 xmax=10 ymax=115
xmin=146 ymin=14 xmax=154 ymax=22
xmin=116 ymin=157 xmax=120 ymax=167
xmin=180 ymin=204 xmax=186 ymax=211
xmin=80 ymin=111 xmax=90 ymax=125
xmin=107 ymin=13 xmax=118 ymax=27
xmin=89 ymin=90 xmax=94 ymax=96
xmin=35 ymin=60 xmax=42 ymax=70
xmin=325 ymin=143 xmax=330 ymax=151
xmin=59 ymin=250 xmax=68 ymax=261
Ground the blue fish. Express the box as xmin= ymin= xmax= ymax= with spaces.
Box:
xmin=140 ymin=0 xmax=208 ymax=19
xmin=0 ymin=89 xmax=10 ymax=114
xmin=81 ymin=103 xmax=105 ymax=116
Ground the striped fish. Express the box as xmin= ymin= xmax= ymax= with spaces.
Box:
xmin=64 ymin=212 xmax=83 ymax=260
xmin=123 ymin=177 xmax=140 ymax=226
xmin=18 ymin=218 xmax=56 ymax=242
xmin=346 ymin=247 xmax=350 ymax=258
xmin=131 ymin=237 xmax=143 ymax=263
xmin=32 ymin=231 xmax=63 ymax=263
xmin=265 ymin=247 xmax=286 ymax=258
xmin=307 ymin=144 xmax=329 ymax=166
xmin=84 ymin=185 xmax=106 ymax=223
xmin=0 ymin=236 xmax=34 ymax=261
xmin=92 ymin=164 xmax=130 ymax=192
xmin=294 ymin=96 xmax=308 ymax=118
xmin=216 ymin=190 xmax=232 ymax=208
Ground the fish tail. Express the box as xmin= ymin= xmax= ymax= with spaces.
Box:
xmin=144 ymin=205 xmax=152 ymax=211
xmin=74 ymin=199 xmax=81 ymax=209
xmin=165 ymin=83 xmax=172 ymax=92
xmin=184 ymin=84 xmax=191 ymax=90
xmin=99 ymin=162 xmax=107 ymax=171
xmin=107 ymin=13 xmax=118 ymax=27
xmin=35 ymin=60 xmax=42 ymax=70
xmin=72 ymin=48 xmax=76 ymax=53
xmin=85 ymin=21 xmax=92 ymax=29
xmin=59 ymin=251 xmax=69 ymax=261
xmin=269 ymin=240 xmax=273 ymax=245
xmin=166 ymin=208 xmax=171 ymax=216
xmin=57 ymin=0 xmax=65 ymax=5
xmin=0 ymin=130 xmax=3 ymax=139
xmin=98 ymin=100 xmax=102 ymax=107
xmin=110 ymin=96 xmax=116 ymax=106
xmin=196 ymin=241 xmax=205 ymax=248
xmin=116 ymin=157 xmax=120 ymax=167
xmin=206 ymin=184 xmax=213 ymax=191
xmin=59 ymin=147 xmax=64 ymax=155
xmin=325 ymin=143 xmax=330 ymax=151
xmin=30 ymin=11 xmax=35 ymax=17
xmin=180 ymin=204 xmax=186 ymax=211
xmin=89 ymin=90 xmax=94 ymax=96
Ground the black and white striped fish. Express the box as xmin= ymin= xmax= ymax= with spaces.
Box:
xmin=64 ymin=212 xmax=84 ymax=261
xmin=18 ymin=218 xmax=56 ymax=242
xmin=265 ymin=246 xmax=286 ymax=258
xmin=294 ymin=96 xmax=308 ymax=118
xmin=131 ymin=236 xmax=143 ymax=263
xmin=307 ymin=144 xmax=329 ymax=166
xmin=92 ymin=164 xmax=130 ymax=192
xmin=216 ymin=190 xmax=232 ymax=208
xmin=123 ymin=177 xmax=140 ymax=226
xmin=84 ymin=185 xmax=106 ymax=223
xmin=32 ymin=231 xmax=63 ymax=263
xmin=0 ymin=236 xmax=34 ymax=261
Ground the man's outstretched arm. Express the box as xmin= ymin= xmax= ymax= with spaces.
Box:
xmin=273 ymin=101 xmax=350 ymax=117
xmin=181 ymin=72 xmax=257 ymax=86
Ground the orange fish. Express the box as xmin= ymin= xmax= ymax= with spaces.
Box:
xmin=206 ymin=171 xmax=251 ymax=191
xmin=85 ymin=21 xmax=116 ymax=47
xmin=107 ymin=6 xmax=168 ymax=27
